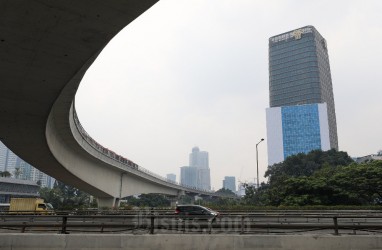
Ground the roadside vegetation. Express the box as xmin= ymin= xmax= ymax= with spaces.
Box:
xmin=39 ymin=181 xmax=96 ymax=210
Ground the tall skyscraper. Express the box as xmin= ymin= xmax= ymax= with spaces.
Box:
xmin=266 ymin=26 xmax=338 ymax=165
xmin=189 ymin=147 xmax=210 ymax=190
xmin=189 ymin=147 xmax=209 ymax=169
xmin=223 ymin=176 xmax=236 ymax=193
xmin=180 ymin=147 xmax=211 ymax=190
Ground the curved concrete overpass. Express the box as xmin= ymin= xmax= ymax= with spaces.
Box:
xmin=0 ymin=0 xmax=231 ymax=207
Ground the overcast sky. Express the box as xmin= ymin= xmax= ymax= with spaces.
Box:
xmin=76 ymin=0 xmax=382 ymax=191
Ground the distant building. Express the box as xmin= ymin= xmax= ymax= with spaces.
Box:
xmin=0 ymin=141 xmax=55 ymax=188
xmin=166 ymin=173 xmax=176 ymax=182
xmin=223 ymin=176 xmax=236 ymax=193
xmin=180 ymin=166 xmax=198 ymax=187
xmin=0 ymin=177 xmax=39 ymax=203
xmin=189 ymin=147 xmax=211 ymax=190
xmin=266 ymin=25 xmax=338 ymax=165
xmin=237 ymin=181 xmax=255 ymax=197
xmin=189 ymin=147 xmax=209 ymax=169
xmin=354 ymin=151 xmax=382 ymax=163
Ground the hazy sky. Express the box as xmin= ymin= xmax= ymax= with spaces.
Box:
xmin=76 ymin=0 xmax=382 ymax=191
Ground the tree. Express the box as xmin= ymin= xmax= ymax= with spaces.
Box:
xmin=13 ymin=167 xmax=22 ymax=179
xmin=39 ymin=181 xmax=94 ymax=210
xmin=215 ymin=188 xmax=236 ymax=196
xmin=265 ymin=149 xmax=353 ymax=184
xmin=244 ymin=150 xmax=364 ymax=206
xmin=124 ymin=194 xmax=171 ymax=207
xmin=329 ymin=161 xmax=382 ymax=205
xmin=0 ymin=171 xmax=11 ymax=178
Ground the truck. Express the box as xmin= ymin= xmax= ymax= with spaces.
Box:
xmin=9 ymin=198 xmax=54 ymax=214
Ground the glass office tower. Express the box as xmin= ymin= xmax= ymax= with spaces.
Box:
xmin=266 ymin=26 xmax=338 ymax=165
xmin=268 ymin=26 xmax=338 ymax=150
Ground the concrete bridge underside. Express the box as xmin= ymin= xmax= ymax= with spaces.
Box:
xmin=0 ymin=0 xmax=220 ymax=207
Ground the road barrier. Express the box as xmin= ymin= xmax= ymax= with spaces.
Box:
xmin=2 ymin=210 xmax=382 ymax=235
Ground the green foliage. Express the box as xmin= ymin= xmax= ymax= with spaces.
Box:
xmin=39 ymin=181 xmax=96 ymax=210
xmin=0 ymin=171 xmax=11 ymax=177
xmin=199 ymin=196 xmax=238 ymax=208
xmin=265 ymin=149 xmax=353 ymax=184
xmin=13 ymin=167 xmax=22 ymax=179
xmin=245 ymin=149 xmax=382 ymax=207
xmin=124 ymin=194 xmax=171 ymax=208
xmin=215 ymin=188 xmax=236 ymax=196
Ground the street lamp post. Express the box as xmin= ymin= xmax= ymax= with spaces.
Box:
xmin=256 ymin=138 xmax=265 ymax=189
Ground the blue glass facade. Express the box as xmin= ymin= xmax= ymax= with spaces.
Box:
xmin=281 ymin=104 xmax=321 ymax=158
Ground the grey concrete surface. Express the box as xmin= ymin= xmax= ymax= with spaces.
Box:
xmin=1 ymin=234 xmax=382 ymax=250
xmin=0 ymin=0 xmax=223 ymax=207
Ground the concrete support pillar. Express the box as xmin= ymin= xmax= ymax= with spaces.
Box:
xmin=194 ymin=195 xmax=203 ymax=202
xmin=178 ymin=190 xmax=185 ymax=196
xmin=170 ymin=200 xmax=177 ymax=208
xmin=97 ymin=197 xmax=117 ymax=209
xmin=169 ymin=190 xmax=186 ymax=207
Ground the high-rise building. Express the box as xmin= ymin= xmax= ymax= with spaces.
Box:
xmin=0 ymin=141 xmax=55 ymax=188
xmin=189 ymin=147 xmax=210 ymax=190
xmin=180 ymin=166 xmax=197 ymax=187
xmin=189 ymin=147 xmax=209 ymax=169
xmin=223 ymin=176 xmax=236 ymax=193
xmin=166 ymin=173 xmax=176 ymax=183
xmin=266 ymin=26 xmax=338 ymax=165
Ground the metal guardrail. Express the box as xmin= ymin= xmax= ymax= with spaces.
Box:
xmin=72 ymin=107 xmax=235 ymax=198
xmin=2 ymin=211 xmax=382 ymax=235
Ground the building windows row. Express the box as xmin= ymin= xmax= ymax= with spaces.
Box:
xmin=270 ymin=74 xmax=320 ymax=88
xmin=270 ymin=60 xmax=318 ymax=76
xmin=270 ymin=68 xmax=319 ymax=81
xmin=271 ymin=95 xmax=322 ymax=107
xmin=270 ymin=77 xmax=320 ymax=92
xmin=270 ymin=54 xmax=317 ymax=71
xmin=270 ymin=45 xmax=316 ymax=62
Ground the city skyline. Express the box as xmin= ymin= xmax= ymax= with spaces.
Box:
xmin=76 ymin=1 xmax=382 ymax=190
xmin=0 ymin=141 xmax=54 ymax=188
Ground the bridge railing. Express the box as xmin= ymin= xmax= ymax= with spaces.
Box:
xmin=72 ymin=107 xmax=232 ymax=197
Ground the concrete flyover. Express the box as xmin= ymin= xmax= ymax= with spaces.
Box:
xmin=0 ymin=0 xmax=230 ymax=207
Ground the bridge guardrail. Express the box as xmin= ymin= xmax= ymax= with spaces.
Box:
xmin=2 ymin=212 xmax=382 ymax=235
